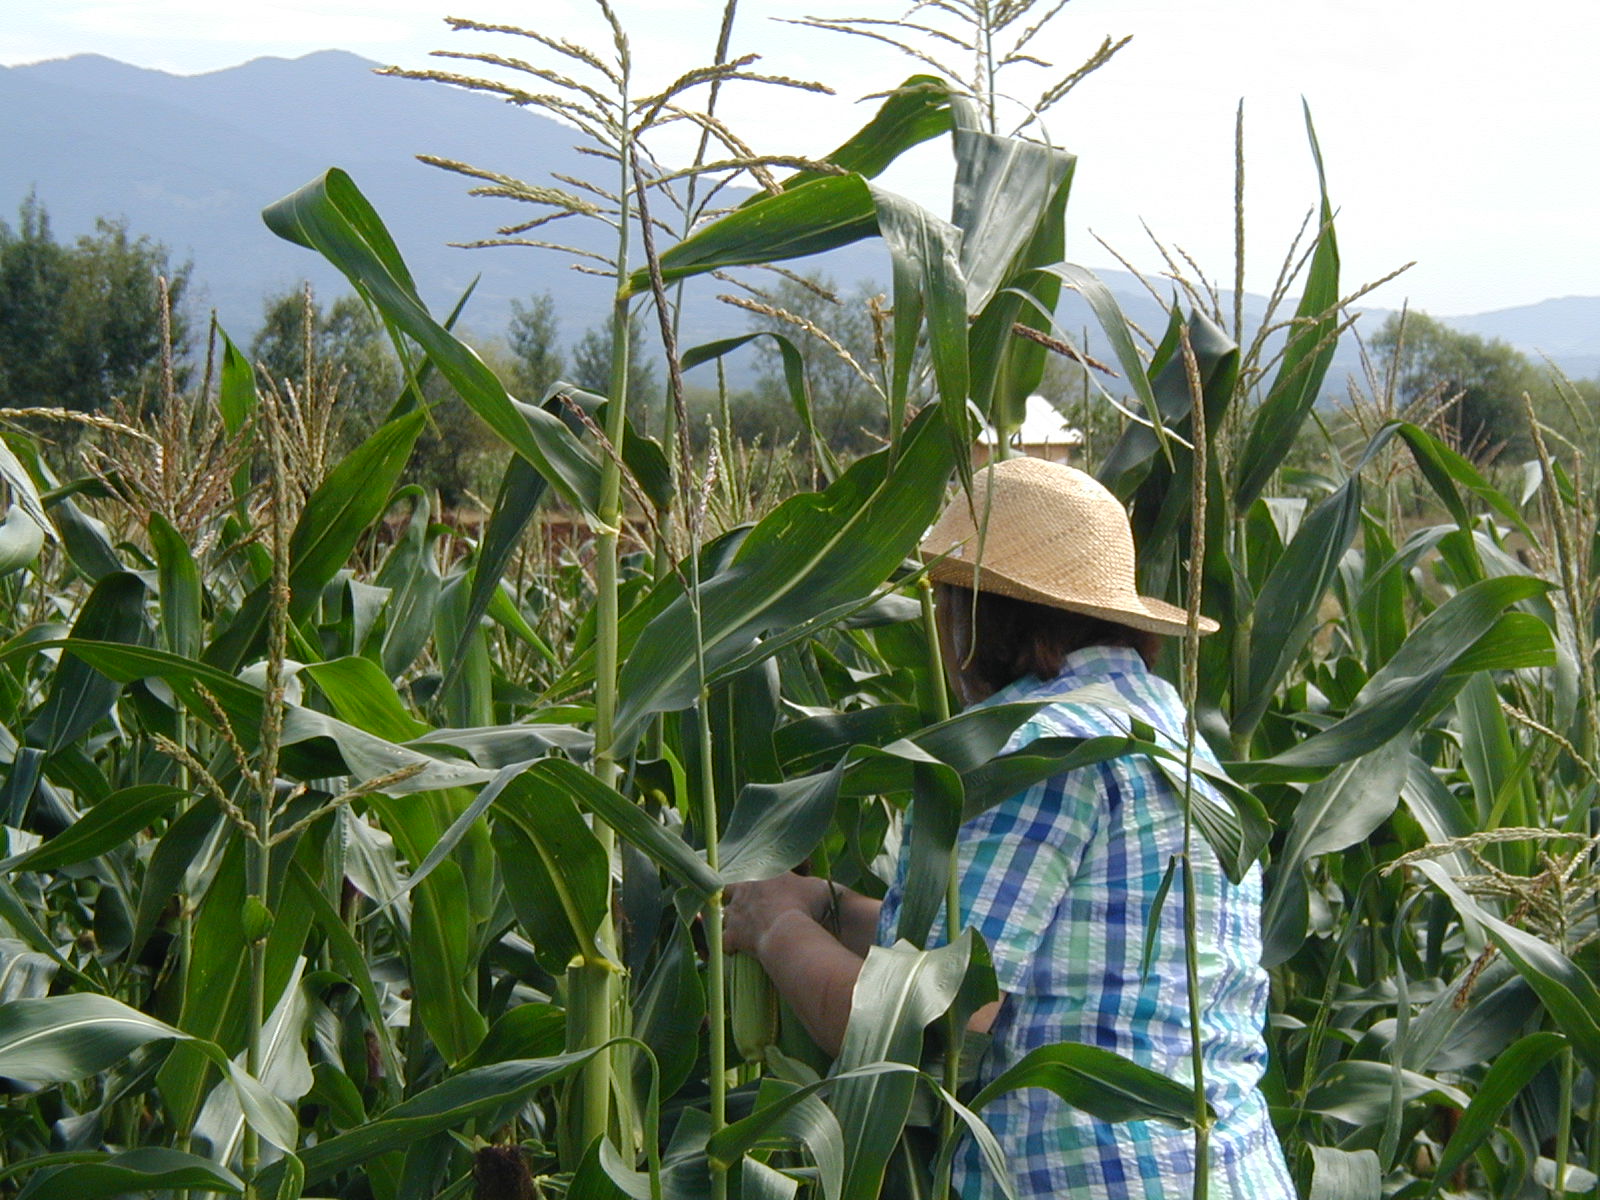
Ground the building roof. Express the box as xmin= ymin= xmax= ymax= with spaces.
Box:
xmin=978 ymin=394 xmax=1085 ymax=447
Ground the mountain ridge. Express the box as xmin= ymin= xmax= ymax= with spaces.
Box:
xmin=4 ymin=51 xmax=1596 ymax=390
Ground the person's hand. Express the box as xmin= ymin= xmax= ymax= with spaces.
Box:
xmin=722 ymin=872 xmax=832 ymax=959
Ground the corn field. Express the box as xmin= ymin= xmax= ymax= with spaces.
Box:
xmin=0 ymin=4 xmax=1596 ymax=1199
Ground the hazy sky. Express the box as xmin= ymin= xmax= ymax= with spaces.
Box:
xmin=5 ymin=0 xmax=1594 ymax=316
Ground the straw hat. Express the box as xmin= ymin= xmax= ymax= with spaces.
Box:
xmin=920 ymin=457 xmax=1218 ymax=637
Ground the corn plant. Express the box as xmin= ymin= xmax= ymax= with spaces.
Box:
xmin=0 ymin=3 xmax=1596 ymax=1200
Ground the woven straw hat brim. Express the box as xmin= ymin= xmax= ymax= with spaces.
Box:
xmin=924 ymin=553 xmax=1220 ymax=636
xmin=917 ymin=457 xmax=1219 ymax=638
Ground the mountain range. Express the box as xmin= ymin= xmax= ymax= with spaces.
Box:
xmin=4 ymin=49 xmax=1597 ymax=392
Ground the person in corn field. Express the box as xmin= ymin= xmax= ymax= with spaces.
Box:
xmin=723 ymin=457 xmax=1293 ymax=1199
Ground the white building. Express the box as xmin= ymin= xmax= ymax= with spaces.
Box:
xmin=975 ymin=394 xmax=1085 ymax=466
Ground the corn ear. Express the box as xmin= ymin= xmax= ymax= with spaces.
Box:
xmin=729 ymin=951 xmax=779 ymax=1064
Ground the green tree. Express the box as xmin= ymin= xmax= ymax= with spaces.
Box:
xmin=744 ymin=273 xmax=889 ymax=456
xmin=506 ymin=291 xmax=565 ymax=400
xmin=1371 ymin=310 xmax=1537 ymax=460
xmin=0 ymin=194 xmax=190 ymax=414
xmin=571 ymin=308 xmax=658 ymax=414
xmin=251 ymin=286 xmax=504 ymax=506
xmin=250 ymin=286 xmax=398 ymax=442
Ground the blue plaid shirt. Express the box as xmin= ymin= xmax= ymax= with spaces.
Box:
xmin=877 ymin=645 xmax=1292 ymax=1199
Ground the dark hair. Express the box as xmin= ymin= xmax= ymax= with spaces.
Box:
xmin=935 ymin=583 xmax=1162 ymax=702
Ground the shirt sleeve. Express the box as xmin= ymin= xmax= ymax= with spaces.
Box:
xmin=929 ymin=758 xmax=1102 ymax=994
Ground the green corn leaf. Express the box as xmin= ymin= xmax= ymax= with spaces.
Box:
xmin=956 ymin=125 xmax=1074 ymax=437
xmin=772 ymin=705 xmax=922 ymax=776
xmin=204 ymin=408 xmax=425 ymax=670
xmin=1398 ymin=753 xmax=1475 ymax=885
xmin=273 ymin=1152 xmax=305 ymax=1200
xmin=462 ymin=1003 xmax=566 ymax=1071
xmin=1122 ymin=311 xmax=1240 ymax=587
xmin=613 ymin=408 xmax=951 ymax=751
xmin=633 ymin=175 xmax=879 ymax=291
xmin=1446 ymin=612 xmax=1554 ymax=676
xmin=156 ymin=831 xmax=314 ymax=1144
xmin=408 ymin=859 xmax=488 ymax=1065
xmin=843 ymin=701 xmax=1039 ymax=791
xmin=263 ymin=169 xmax=606 ymax=516
xmin=1140 ymin=856 xmax=1180 ymax=982
xmin=969 ymin=1041 xmax=1198 ymax=1126
xmin=1250 ymin=574 xmax=1551 ymax=775
xmin=490 ymin=770 xmax=612 ymax=973
xmin=1233 ymin=105 xmax=1341 ymax=508
xmin=0 ymin=993 xmax=295 ymax=1149
xmin=1234 ymin=468 xmax=1364 ymax=739
xmin=707 ymin=1065 xmax=906 ymax=1198
xmin=0 ymin=434 xmax=52 ymax=542
xmin=217 ymin=331 xmax=258 ymax=503
xmin=286 ymin=863 xmax=404 ymax=1094
xmin=356 ymin=762 xmax=529 ymax=927
xmin=13 ymin=1148 xmax=244 ymax=1200
xmin=0 ymin=507 xmax=46 ymax=576
xmin=740 ymin=1156 xmax=801 ymax=1200
xmin=1306 ymin=1146 xmax=1380 ymax=1200
xmin=736 ymin=1081 xmax=846 ymax=1200
xmin=284 ymin=409 xmax=425 ymax=589
xmin=1302 ymin=1058 xmax=1470 ymax=1126
xmin=433 ymin=567 xmax=493 ymax=728
xmin=374 ymin=486 xmax=442 ymax=680
xmin=128 ymin=799 xmax=221 ymax=962
xmin=523 ymin=757 xmax=719 ymax=898
xmin=630 ymin=922 xmax=705 ymax=1105
xmin=1260 ymin=738 xmax=1410 ymax=967
xmin=569 ymin=1135 xmax=650 ymax=1200
xmin=441 ymin=383 xmax=668 ymax=701
xmin=1040 ymin=264 xmax=1161 ymax=433
xmin=49 ymin=496 xmax=123 ymax=581
xmin=953 ymin=125 xmax=1074 ymax=319
xmin=1454 ymin=670 xmax=1523 ymax=831
xmin=261 ymin=1050 xmax=605 ymax=1189
xmin=881 ymin=751 xmax=965 ymax=950
xmin=0 ymin=875 xmax=94 ymax=986
xmin=1428 ymin=1031 xmax=1566 ymax=1192
xmin=631 ymin=171 xmax=969 ymax=454
xmin=772 ymin=75 xmax=952 ymax=193
xmin=683 ymin=332 xmax=830 ymax=470
xmin=2 ymin=784 xmax=187 ymax=873
xmin=148 ymin=512 xmax=201 ymax=659
xmin=192 ymin=957 xmax=314 ymax=1169
xmin=871 ymin=184 xmax=968 ymax=440
xmin=832 ymin=936 xmax=972 ymax=1200
xmin=1415 ymin=860 xmax=1600 ymax=1075
xmin=25 ymin=571 xmax=148 ymax=754
xmin=304 ymin=656 xmax=430 ymax=741
xmin=49 ymin=641 xmax=491 ymax=793
xmin=1350 ymin=511 xmax=1409 ymax=666
xmin=1394 ymin=422 xmax=1532 ymax=543
xmin=720 ymin=761 xmax=847 ymax=886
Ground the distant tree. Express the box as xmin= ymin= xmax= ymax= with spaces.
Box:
xmin=251 ymin=286 xmax=504 ymax=505
xmin=506 ymin=292 xmax=565 ymax=400
xmin=1371 ymin=311 xmax=1537 ymax=460
xmin=250 ymin=286 xmax=398 ymax=447
xmin=744 ymin=272 xmax=889 ymax=456
xmin=0 ymin=194 xmax=190 ymax=414
xmin=571 ymin=309 xmax=658 ymax=415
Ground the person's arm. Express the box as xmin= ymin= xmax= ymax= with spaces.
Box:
xmin=745 ymin=908 xmax=863 ymax=1056
xmin=722 ymin=873 xmax=870 ymax=1055
xmin=827 ymin=885 xmax=883 ymax=957
xmin=723 ymin=873 xmax=999 ymax=1054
